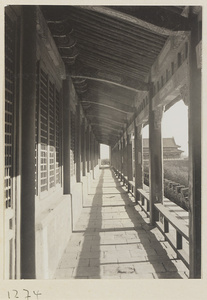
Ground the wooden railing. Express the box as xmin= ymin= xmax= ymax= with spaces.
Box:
xmin=112 ymin=167 xmax=189 ymax=270
xmin=144 ymin=172 xmax=189 ymax=211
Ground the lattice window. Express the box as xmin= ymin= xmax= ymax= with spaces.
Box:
xmin=40 ymin=68 xmax=48 ymax=192
xmin=35 ymin=64 xmax=39 ymax=195
xmin=55 ymin=89 xmax=62 ymax=184
xmin=5 ymin=13 xmax=15 ymax=208
xmin=36 ymin=62 xmax=63 ymax=195
xmin=49 ymin=81 xmax=55 ymax=188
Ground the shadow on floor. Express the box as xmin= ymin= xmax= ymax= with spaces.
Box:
xmin=68 ymin=168 xmax=188 ymax=279
xmin=111 ymin=171 xmax=188 ymax=279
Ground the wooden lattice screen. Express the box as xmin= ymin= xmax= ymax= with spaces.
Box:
xmin=5 ymin=10 xmax=17 ymax=280
xmin=49 ymin=80 xmax=55 ymax=189
xmin=36 ymin=62 xmax=62 ymax=196
xmin=55 ymin=89 xmax=61 ymax=184
xmin=39 ymin=67 xmax=48 ymax=193
xmin=5 ymin=13 xmax=15 ymax=209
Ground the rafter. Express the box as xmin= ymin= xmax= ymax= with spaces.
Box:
xmin=80 ymin=6 xmax=190 ymax=36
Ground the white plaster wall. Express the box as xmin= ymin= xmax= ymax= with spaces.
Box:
xmin=82 ymin=176 xmax=88 ymax=206
xmin=71 ymin=182 xmax=83 ymax=230
xmin=35 ymin=195 xmax=72 ymax=279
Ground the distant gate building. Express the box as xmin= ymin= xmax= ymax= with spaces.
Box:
xmin=143 ymin=138 xmax=184 ymax=160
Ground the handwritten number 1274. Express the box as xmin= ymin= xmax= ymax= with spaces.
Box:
xmin=8 ymin=290 xmax=42 ymax=299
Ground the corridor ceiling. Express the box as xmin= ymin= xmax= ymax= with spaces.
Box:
xmin=41 ymin=5 xmax=189 ymax=147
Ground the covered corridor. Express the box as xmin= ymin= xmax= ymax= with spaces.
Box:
xmin=2 ymin=5 xmax=201 ymax=281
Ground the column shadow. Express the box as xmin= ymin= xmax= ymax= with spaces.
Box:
xmin=74 ymin=170 xmax=104 ymax=278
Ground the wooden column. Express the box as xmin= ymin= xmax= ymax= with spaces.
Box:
xmin=127 ymin=132 xmax=133 ymax=182
xmin=134 ymin=121 xmax=143 ymax=203
xmin=21 ymin=6 xmax=36 ymax=279
xmin=149 ymin=104 xmax=164 ymax=226
xmin=86 ymin=125 xmax=91 ymax=173
xmin=120 ymin=138 xmax=124 ymax=176
xmin=123 ymin=136 xmax=126 ymax=176
xmin=111 ymin=147 xmax=114 ymax=168
xmin=115 ymin=146 xmax=118 ymax=170
xmin=113 ymin=146 xmax=116 ymax=169
xmin=189 ymin=8 xmax=201 ymax=279
xmin=93 ymin=136 xmax=96 ymax=178
xmin=95 ymin=140 xmax=98 ymax=166
xmin=98 ymin=142 xmax=101 ymax=168
xmin=63 ymin=76 xmax=71 ymax=194
xmin=76 ymin=103 xmax=81 ymax=182
xmin=90 ymin=132 xmax=94 ymax=175
xmin=119 ymin=143 xmax=121 ymax=173
xmin=82 ymin=119 xmax=86 ymax=177
xmin=109 ymin=146 xmax=112 ymax=166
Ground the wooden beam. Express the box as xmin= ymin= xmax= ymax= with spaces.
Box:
xmin=82 ymin=95 xmax=134 ymax=112
xmin=81 ymin=100 xmax=133 ymax=114
xmin=82 ymin=92 xmax=134 ymax=108
xmin=72 ymin=74 xmax=148 ymax=92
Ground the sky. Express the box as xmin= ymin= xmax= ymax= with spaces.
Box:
xmin=100 ymin=143 xmax=110 ymax=159
xmin=142 ymin=100 xmax=189 ymax=156
xmin=100 ymin=100 xmax=189 ymax=159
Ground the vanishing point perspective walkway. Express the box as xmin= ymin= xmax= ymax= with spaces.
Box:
xmin=54 ymin=167 xmax=189 ymax=279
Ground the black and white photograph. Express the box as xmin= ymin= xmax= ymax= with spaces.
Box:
xmin=0 ymin=1 xmax=205 ymax=299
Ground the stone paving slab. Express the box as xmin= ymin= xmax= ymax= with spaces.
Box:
xmin=54 ymin=168 xmax=189 ymax=279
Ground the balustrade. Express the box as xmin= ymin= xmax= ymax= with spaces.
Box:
xmin=112 ymin=167 xmax=189 ymax=271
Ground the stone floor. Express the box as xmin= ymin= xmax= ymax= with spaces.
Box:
xmin=54 ymin=168 xmax=189 ymax=279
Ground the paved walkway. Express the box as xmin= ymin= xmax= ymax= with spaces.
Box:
xmin=54 ymin=168 xmax=189 ymax=279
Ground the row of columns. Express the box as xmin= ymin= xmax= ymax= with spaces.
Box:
xmin=111 ymin=103 xmax=163 ymax=226
xmin=63 ymin=97 xmax=100 ymax=194
xmin=111 ymin=11 xmax=201 ymax=277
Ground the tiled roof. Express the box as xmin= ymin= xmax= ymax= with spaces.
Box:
xmin=143 ymin=137 xmax=181 ymax=148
